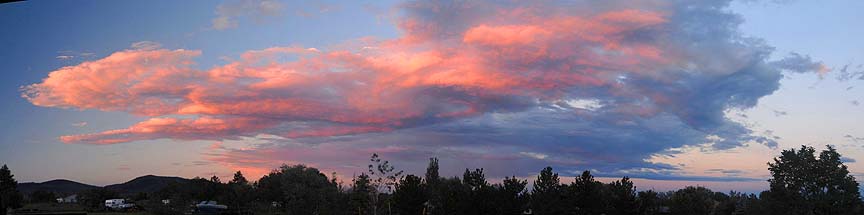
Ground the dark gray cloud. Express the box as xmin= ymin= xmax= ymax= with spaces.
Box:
xmin=596 ymin=171 xmax=760 ymax=182
xmin=773 ymin=110 xmax=788 ymax=117
xmin=26 ymin=0 xmax=826 ymax=181
xmin=198 ymin=0 xmax=827 ymax=180
xmin=845 ymin=134 xmax=864 ymax=143
xmin=837 ymin=64 xmax=864 ymax=81
xmin=770 ymin=52 xmax=827 ymax=74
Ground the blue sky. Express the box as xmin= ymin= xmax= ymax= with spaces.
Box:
xmin=0 ymin=0 xmax=862 ymax=193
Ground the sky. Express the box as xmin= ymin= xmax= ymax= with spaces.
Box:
xmin=0 ymin=0 xmax=862 ymax=193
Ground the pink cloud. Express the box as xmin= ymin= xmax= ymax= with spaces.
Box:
xmin=282 ymin=125 xmax=393 ymax=138
xmin=27 ymin=7 xmax=674 ymax=145
xmin=23 ymin=0 xmax=814 ymax=167
xmin=59 ymin=117 xmax=276 ymax=144
xmin=23 ymin=48 xmax=202 ymax=116
xmin=463 ymin=25 xmax=551 ymax=46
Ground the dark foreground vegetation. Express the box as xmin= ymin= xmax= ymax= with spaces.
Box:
xmin=2 ymin=145 xmax=862 ymax=215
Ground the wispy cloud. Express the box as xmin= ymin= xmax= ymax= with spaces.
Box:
xmin=772 ymin=110 xmax=788 ymax=117
xmin=208 ymin=0 xmax=347 ymax=31
xmin=844 ymin=134 xmax=864 ymax=143
xmin=129 ymin=41 xmax=162 ymax=50
xmin=55 ymin=50 xmax=95 ymax=61
xmin=211 ymin=0 xmax=286 ymax=30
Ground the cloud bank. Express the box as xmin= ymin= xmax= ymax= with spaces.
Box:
xmin=23 ymin=0 xmax=825 ymax=180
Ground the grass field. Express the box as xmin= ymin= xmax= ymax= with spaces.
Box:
xmin=14 ymin=203 xmax=153 ymax=215
xmin=88 ymin=213 xmax=151 ymax=215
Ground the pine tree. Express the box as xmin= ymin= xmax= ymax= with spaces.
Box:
xmin=392 ymin=175 xmax=426 ymax=214
xmin=531 ymin=166 xmax=564 ymax=214
xmin=227 ymin=171 xmax=252 ymax=210
xmin=350 ymin=173 xmax=374 ymax=215
xmin=229 ymin=171 xmax=249 ymax=186
xmin=569 ymin=170 xmax=604 ymax=214
xmin=0 ymin=164 xmax=23 ymax=212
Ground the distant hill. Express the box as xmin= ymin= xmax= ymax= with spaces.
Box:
xmin=105 ymin=175 xmax=190 ymax=194
xmin=18 ymin=175 xmax=190 ymax=195
xmin=18 ymin=179 xmax=99 ymax=194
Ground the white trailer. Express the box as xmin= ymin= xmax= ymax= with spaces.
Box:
xmin=105 ymin=199 xmax=135 ymax=210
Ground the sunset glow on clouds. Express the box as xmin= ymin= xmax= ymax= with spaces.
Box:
xmin=11 ymin=0 xmax=858 ymax=186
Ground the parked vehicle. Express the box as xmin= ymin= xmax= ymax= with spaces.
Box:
xmin=193 ymin=201 xmax=228 ymax=214
xmin=104 ymin=199 xmax=135 ymax=210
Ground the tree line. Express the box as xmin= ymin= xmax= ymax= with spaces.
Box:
xmin=2 ymin=145 xmax=862 ymax=215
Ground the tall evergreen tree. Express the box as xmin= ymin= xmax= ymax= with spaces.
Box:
xmin=350 ymin=173 xmax=374 ymax=215
xmin=425 ymin=158 xmax=440 ymax=185
xmin=636 ymin=190 xmax=662 ymax=215
xmin=229 ymin=171 xmax=249 ymax=186
xmin=227 ymin=171 xmax=253 ymax=210
xmin=392 ymin=175 xmax=426 ymax=215
xmin=424 ymin=158 xmax=444 ymax=215
xmin=461 ymin=168 xmax=495 ymax=214
xmin=0 ymin=165 xmax=23 ymax=212
xmin=435 ymin=177 xmax=466 ymax=215
xmin=605 ymin=176 xmax=638 ymax=215
xmin=569 ymin=170 xmax=604 ymax=214
xmin=531 ymin=166 xmax=564 ymax=215
xmin=497 ymin=176 xmax=528 ymax=215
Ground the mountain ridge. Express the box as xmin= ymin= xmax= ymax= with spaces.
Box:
xmin=18 ymin=175 xmax=190 ymax=195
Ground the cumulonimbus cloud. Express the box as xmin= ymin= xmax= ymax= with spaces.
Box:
xmin=23 ymin=0 xmax=827 ymax=179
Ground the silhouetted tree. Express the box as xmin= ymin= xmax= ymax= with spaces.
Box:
xmin=636 ymin=190 xmax=662 ymax=215
xmin=667 ymin=186 xmax=716 ymax=215
xmin=424 ymin=158 xmax=443 ymax=215
xmin=367 ymin=153 xmax=403 ymax=215
xmin=86 ymin=148 xmax=864 ymax=215
xmin=436 ymin=177 xmax=466 ymax=215
xmin=531 ymin=166 xmax=565 ymax=214
xmin=743 ymin=192 xmax=769 ymax=215
xmin=29 ymin=190 xmax=56 ymax=203
xmin=425 ymin=158 xmax=440 ymax=185
xmin=605 ymin=176 xmax=638 ymax=215
xmin=154 ymin=181 xmax=190 ymax=213
xmin=230 ymin=171 xmax=248 ymax=185
xmin=0 ymin=165 xmax=23 ymax=211
xmin=78 ymin=187 xmax=119 ymax=210
xmin=192 ymin=176 xmax=224 ymax=202
xmin=227 ymin=171 xmax=253 ymax=210
xmin=257 ymin=164 xmax=342 ymax=214
xmin=568 ymin=170 xmax=605 ymax=214
xmin=256 ymin=171 xmax=284 ymax=206
xmin=763 ymin=145 xmax=862 ymax=215
xmin=716 ymin=191 xmax=761 ymax=215
xmin=392 ymin=175 xmax=426 ymax=215
xmin=132 ymin=192 xmax=148 ymax=201
xmin=210 ymin=175 xmax=221 ymax=184
xmin=496 ymin=176 xmax=528 ymax=215
xmin=461 ymin=168 xmax=496 ymax=214
xmin=350 ymin=173 xmax=374 ymax=215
